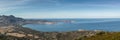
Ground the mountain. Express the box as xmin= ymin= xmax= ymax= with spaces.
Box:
xmin=0 ymin=15 xmax=25 ymax=26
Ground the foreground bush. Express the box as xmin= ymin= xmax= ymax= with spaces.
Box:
xmin=77 ymin=32 xmax=120 ymax=40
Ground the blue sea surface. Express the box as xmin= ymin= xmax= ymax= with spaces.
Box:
xmin=23 ymin=18 xmax=120 ymax=32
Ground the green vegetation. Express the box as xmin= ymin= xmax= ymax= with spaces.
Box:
xmin=77 ymin=32 xmax=120 ymax=40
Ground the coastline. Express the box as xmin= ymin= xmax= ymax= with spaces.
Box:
xmin=0 ymin=15 xmax=119 ymax=40
xmin=0 ymin=25 xmax=103 ymax=40
xmin=0 ymin=24 xmax=119 ymax=40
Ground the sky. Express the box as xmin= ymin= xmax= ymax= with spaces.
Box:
xmin=0 ymin=0 xmax=120 ymax=18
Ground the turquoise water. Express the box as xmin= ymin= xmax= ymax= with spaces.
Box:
xmin=23 ymin=18 xmax=120 ymax=32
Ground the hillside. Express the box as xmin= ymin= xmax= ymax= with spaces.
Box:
xmin=0 ymin=26 xmax=99 ymax=40
xmin=76 ymin=32 xmax=120 ymax=40
xmin=0 ymin=15 xmax=25 ymax=26
xmin=0 ymin=15 xmax=49 ymax=26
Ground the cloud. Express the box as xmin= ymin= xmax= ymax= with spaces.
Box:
xmin=0 ymin=0 xmax=31 ymax=13
xmin=1 ymin=0 xmax=120 ymax=18
xmin=56 ymin=0 xmax=120 ymax=7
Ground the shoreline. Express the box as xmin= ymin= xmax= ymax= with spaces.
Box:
xmin=0 ymin=25 xmax=119 ymax=40
xmin=0 ymin=25 xmax=104 ymax=40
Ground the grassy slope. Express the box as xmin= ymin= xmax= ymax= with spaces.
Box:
xmin=0 ymin=35 xmax=29 ymax=40
xmin=77 ymin=32 xmax=120 ymax=40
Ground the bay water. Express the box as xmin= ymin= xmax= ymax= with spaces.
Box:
xmin=23 ymin=18 xmax=120 ymax=32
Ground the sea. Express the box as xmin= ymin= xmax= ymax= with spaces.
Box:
xmin=23 ymin=18 xmax=120 ymax=32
